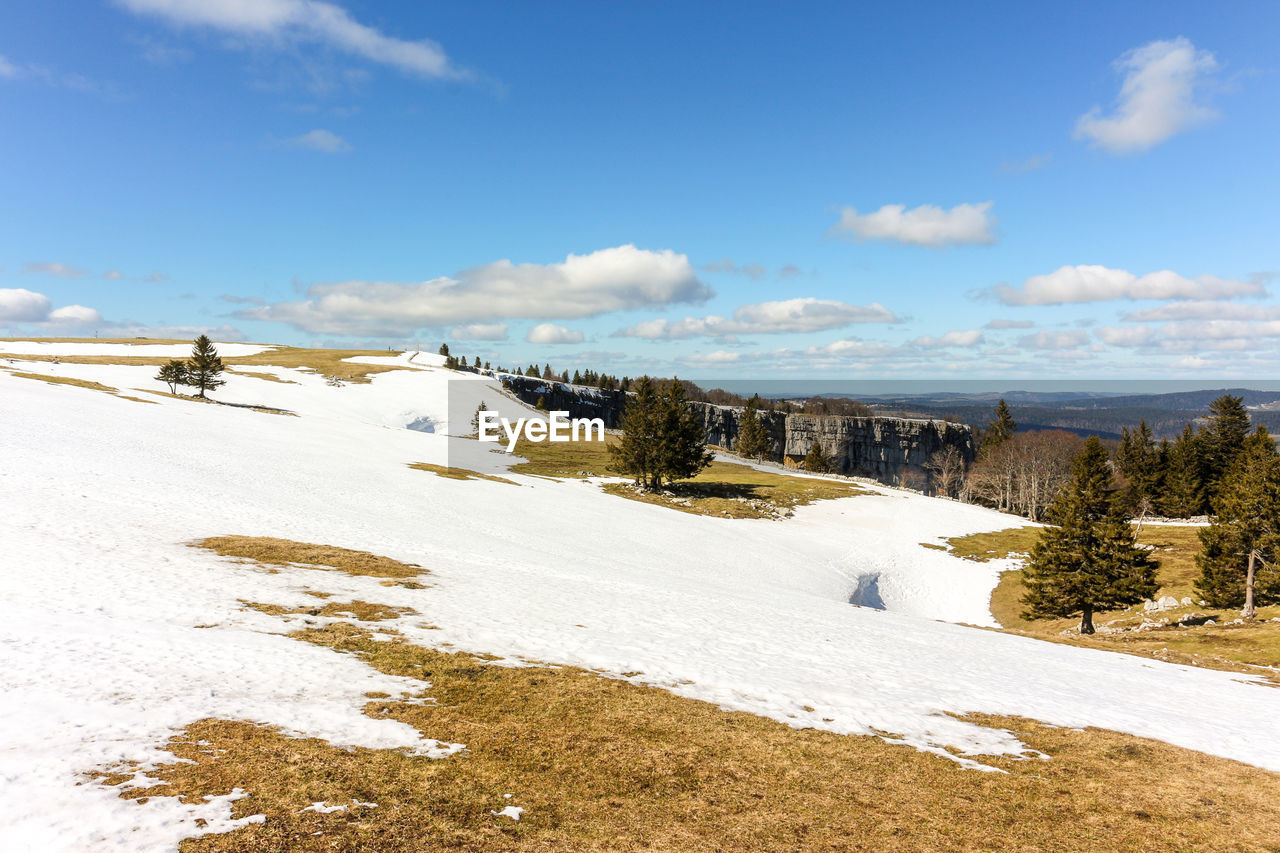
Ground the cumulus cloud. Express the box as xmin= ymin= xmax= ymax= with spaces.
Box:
xmin=912 ymin=329 xmax=985 ymax=348
xmin=243 ymin=245 xmax=711 ymax=337
xmin=451 ymin=322 xmax=508 ymax=341
xmin=283 ymin=129 xmax=352 ymax=153
xmin=46 ymin=305 xmax=104 ymax=326
xmin=615 ymin=298 xmax=898 ymax=340
xmin=1075 ymin=37 xmax=1219 ymax=154
xmin=804 ymin=338 xmax=898 ymax=359
xmin=0 ymin=287 xmax=101 ymax=328
xmin=103 ymin=269 xmax=125 ymax=281
xmin=23 ymin=261 xmax=87 ymax=278
xmin=1019 ymin=330 xmax=1089 ymax=350
xmin=830 ymin=202 xmax=996 ymax=248
xmin=219 ymin=293 xmax=265 ymax=305
xmin=0 ymin=289 xmax=54 ymax=323
xmin=991 ymin=265 xmax=1263 ymax=306
xmin=115 ymin=0 xmax=468 ymax=80
xmin=525 ymin=323 xmax=584 ymax=345
xmin=143 ymin=271 xmax=172 ymax=283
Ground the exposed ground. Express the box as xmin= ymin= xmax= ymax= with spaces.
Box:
xmin=509 ymin=433 xmax=867 ymax=519
xmin=119 ymin=600 xmax=1280 ymax=852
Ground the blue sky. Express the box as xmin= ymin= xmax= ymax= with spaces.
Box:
xmin=1 ymin=1 xmax=1278 ymax=379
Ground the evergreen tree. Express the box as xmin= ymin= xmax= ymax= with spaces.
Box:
xmin=609 ymin=376 xmax=711 ymax=490
xmin=185 ymin=335 xmax=226 ymax=399
xmin=803 ymin=442 xmax=831 ymax=473
xmin=1021 ymin=437 xmax=1159 ymax=634
xmin=471 ymin=401 xmax=489 ymax=435
xmin=155 ymin=359 xmax=188 ymax=394
xmin=735 ymin=394 xmax=771 ymax=461
xmin=1200 ymin=394 xmax=1252 ymax=503
xmin=1195 ymin=430 xmax=1280 ymax=616
xmin=1116 ymin=419 xmax=1160 ymax=510
xmin=535 ymin=395 xmax=547 ymax=411
xmin=1160 ymin=424 xmax=1205 ymax=517
xmin=438 ymin=343 xmax=450 ymax=357
xmin=982 ymin=399 xmax=1017 ymax=455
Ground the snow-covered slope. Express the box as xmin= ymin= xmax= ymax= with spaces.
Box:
xmin=2 ymin=347 xmax=1279 ymax=850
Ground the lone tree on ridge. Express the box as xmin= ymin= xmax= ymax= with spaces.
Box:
xmin=185 ymin=335 xmax=226 ymax=399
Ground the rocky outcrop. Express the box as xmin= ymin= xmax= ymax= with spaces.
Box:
xmin=689 ymin=402 xmax=974 ymax=487
xmin=496 ymin=377 xmax=974 ymax=486
xmin=499 ymin=375 xmax=628 ymax=428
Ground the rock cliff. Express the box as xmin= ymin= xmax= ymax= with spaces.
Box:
xmin=497 ymin=376 xmax=974 ymax=486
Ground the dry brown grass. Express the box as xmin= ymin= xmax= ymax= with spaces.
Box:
xmin=1 ymin=340 xmax=411 ymax=382
xmin=228 ymin=369 xmax=298 ymax=384
xmin=241 ymin=600 xmax=416 ymax=621
xmin=941 ymin=526 xmax=1280 ymax=679
xmin=193 ymin=537 xmax=425 ymax=580
xmin=408 ymin=463 xmax=518 ymax=486
xmin=105 ymin=620 xmax=1280 ymax=852
xmin=511 ymin=434 xmax=866 ymax=519
xmin=3 ymin=369 xmax=159 ymax=405
xmin=0 ymin=336 xmax=191 ymax=344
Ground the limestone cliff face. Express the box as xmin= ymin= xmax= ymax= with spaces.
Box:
xmin=688 ymin=402 xmax=974 ymax=486
xmin=496 ymin=377 xmax=974 ymax=486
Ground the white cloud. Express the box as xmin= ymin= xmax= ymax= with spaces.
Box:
xmin=912 ymin=329 xmax=985 ymax=348
xmin=450 ymin=322 xmax=508 ymax=341
xmin=0 ymin=288 xmax=54 ymax=323
xmin=1095 ymin=325 xmax=1155 ymax=347
xmin=1075 ymin=37 xmax=1219 ymax=154
xmin=805 ymin=338 xmax=898 ymax=358
xmin=283 ymin=129 xmax=351 ymax=153
xmin=830 ymin=202 xmax=996 ymax=248
xmin=1019 ymin=330 xmax=1089 ymax=350
xmin=115 ymin=0 xmax=467 ymax=79
xmin=103 ymin=270 xmax=125 ymax=281
xmin=244 ymin=245 xmax=712 ymax=337
xmin=143 ymin=271 xmax=172 ymax=283
xmin=0 ymin=53 xmax=19 ymax=78
xmin=46 ymin=305 xmax=104 ymax=326
xmin=23 ymin=261 xmax=88 ymax=278
xmin=984 ymin=318 xmax=1034 ymax=330
xmin=992 ymin=265 xmax=1263 ymax=306
xmin=1000 ymin=154 xmax=1052 ymax=174
xmin=1123 ymin=300 xmax=1280 ymax=322
xmin=525 ymin=323 xmax=584 ymax=345
xmin=616 ymin=297 xmax=898 ymax=340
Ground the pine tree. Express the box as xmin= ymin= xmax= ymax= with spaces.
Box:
xmin=1116 ymin=419 xmax=1159 ymax=510
xmin=535 ymin=395 xmax=547 ymax=411
xmin=982 ymin=399 xmax=1017 ymax=455
xmin=1021 ymin=437 xmax=1159 ymax=634
xmin=1195 ymin=430 xmax=1280 ymax=617
xmin=1200 ymin=394 xmax=1252 ymax=503
xmin=803 ymin=442 xmax=831 ymax=473
xmin=471 ymin=401 xmax=489 ymax=436
xmin=185 ymin=335 xmax=226 ymax=399
xmin=438 ymin=343 xmax=450 ymax=357
xmin=735 ymin=394 xmax=771 ymax=461
xmin=1160 ymin=424 xmax=1205 ymax=517
xmin=155 ymin=359 xmax=189 ymax=394
xmin=609 ymin=376 xmax=712 ymax=490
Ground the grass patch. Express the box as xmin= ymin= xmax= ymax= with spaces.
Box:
xmin=229 ymin=369 xmax=298 ymax=384
xmin=107 ymin=621 xmax=1280 ymax=851
xmin=511 ymin=435 xmax=866 ymax=519
xmin=3 ymin=369 xmax=158 ymax=405
xmin=2 ymin=343 xmax=410 ymax=383
xmin=940 ymin=526 xmax=1280 ymax=679
xmin=193 ymin=537 xmax=425 ymax=580
xmin=241 ymin=600 xmax=416 ymax=622
xmin=409 ymin=463 xmax=517 ymax=486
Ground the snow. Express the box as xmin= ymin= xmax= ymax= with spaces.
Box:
xmin=3 ymin=343 xmax=1280 ymax=850
xmin=490 ymin=806 xmax=524 ymax=820
xmin=0 ymin=340 xmax=272 ymax=357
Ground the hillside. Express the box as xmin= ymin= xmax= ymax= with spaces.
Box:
xmin=4 ymin=340 xmax=1280 ymax=851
